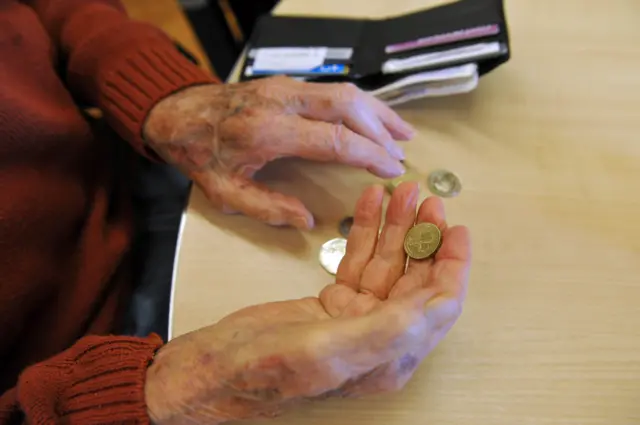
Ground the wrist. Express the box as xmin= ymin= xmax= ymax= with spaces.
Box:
xmin=144 ymin=338 xmax=228 ymax=425
xmin=144 ymin=360 xmax=166 ymax=425
xmin=144 ymin=344 xmax=179 ymax=425
xmin=142 ymin=83 xmax=215 ymax=144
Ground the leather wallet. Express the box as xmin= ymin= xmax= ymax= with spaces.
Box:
xmin=239 ymin=0 xmax=510 ymax=92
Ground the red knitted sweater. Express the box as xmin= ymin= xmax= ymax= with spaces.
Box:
xmin=0 ymin=1 xmax=216 ymax=423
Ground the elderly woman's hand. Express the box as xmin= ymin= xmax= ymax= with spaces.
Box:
xmin=143 ymin=76 xmax=415 ymax=229
xmin=144 ymin=182 xmax=471 ymax=425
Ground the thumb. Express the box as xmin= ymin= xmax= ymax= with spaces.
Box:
xmin=199 ymin=171 xmax=315 ymax=229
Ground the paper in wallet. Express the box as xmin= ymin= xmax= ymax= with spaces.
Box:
xmin=239 ymin=0 xmax=510 ymax=105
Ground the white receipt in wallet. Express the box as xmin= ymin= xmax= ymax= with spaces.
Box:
xmin=382 ymin=42 xmax=504 ymax=74
xmin=370 ymin=63 xmax=478 ymax=106
xmin=252 ymin=47 xmax=328 ymax=71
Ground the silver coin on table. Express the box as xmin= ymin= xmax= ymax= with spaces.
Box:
xmin=319 ymin=238 xmax=347 ymax=275
xmin=427 ymin=169 xmax=462 ymax=197
xmin=338 ymin=216 xmax=354 ymax=238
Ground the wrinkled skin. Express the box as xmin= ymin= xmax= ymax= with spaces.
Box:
xmin=145 ymin=182 xmax=472 ymax=425
xmin=143 ymin=76 xmax=415 ymax=229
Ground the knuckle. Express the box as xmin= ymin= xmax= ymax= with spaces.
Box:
xmin=255 ymin=208 xmax=279 ymax=225
xmin=330 ymin=123 xmax=347 ymax=160
xmin=288 ymin=91 xmax=310 ymax=111
xmin=334 ymin=271 xmax=355 ymax=289
xmin=355 ymin=202 xmax=379 ymax=223
xmin=323 ymin=83 xmax=358 ymax=109
xmin=338 ymin=82 xmax=359 ymax=100
xmin=254 ymin=79 xmax=285 ymax=100
xmin=254 ymin=80 xmax=274 ymax=99
xmin=257 ymin=76 xmax=301 ymax=107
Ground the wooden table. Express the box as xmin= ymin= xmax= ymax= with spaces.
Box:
xmin=171 ymin=0 xmax=640 ymax=423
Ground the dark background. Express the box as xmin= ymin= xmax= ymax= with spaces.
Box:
xmin=180 ymin=0 xmax=280 ymax=80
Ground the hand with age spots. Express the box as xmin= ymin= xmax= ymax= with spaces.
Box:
xmin=143 ymin=76 xmax=414 ymax=229
xmin=144 ymin=182 xmax=471 ymax=425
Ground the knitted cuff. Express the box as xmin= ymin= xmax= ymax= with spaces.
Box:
xmin=96 ymin=42 xmax=218 ymax=159
xmin=17 ymin=334 xmax=163 ymax=424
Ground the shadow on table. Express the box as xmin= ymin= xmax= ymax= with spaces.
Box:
xmin=189 ymin=158 xmax=346 ymax=257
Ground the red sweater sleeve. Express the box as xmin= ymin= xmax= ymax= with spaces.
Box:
xmin=0 ymin=334 xmax=162 ymax=424
xmin=27 ymin=0 xmax=219 ymax=156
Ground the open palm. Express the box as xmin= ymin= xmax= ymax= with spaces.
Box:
xmin=146 ymin=182 xmax=471 ymax=425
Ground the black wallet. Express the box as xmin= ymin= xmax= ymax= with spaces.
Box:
xmin=239 ymin=0 xmax=510 ymax=92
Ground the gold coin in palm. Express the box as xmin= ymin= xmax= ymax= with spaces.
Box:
xmin=403 ymin=223 xmax=442 ymax=260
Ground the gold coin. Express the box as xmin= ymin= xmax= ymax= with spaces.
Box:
xmin=403 ymin=223 xmax=441 ymax=260
xmin=319 ymin=238 xmax=347 ymax=275
xmin=427 ymin=169 xmax=461 ymax=197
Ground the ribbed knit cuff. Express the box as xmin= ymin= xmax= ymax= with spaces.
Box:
xmin=17 ymin=334 xmax=163 ymax=424
xmin=97 ymin=42 xmax=218 ymax=159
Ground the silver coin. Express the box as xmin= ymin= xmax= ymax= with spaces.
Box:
xmin=427 ymin=169 xmax=462 ymax=197
xmin=319 ymin=238 xmax=347 ymax=275
xmin=338 ymin=216 xmax=354 ymax=238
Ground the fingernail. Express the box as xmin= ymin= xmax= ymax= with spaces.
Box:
xmin=390 ymin=161 xmax=406 ymax=176
xmin=399 ymin=121 xmax=416 ymax=139
xmin=292 ymin=214 xmax=314 ymax=230
xmin=390 ymin=143 xmax=405 ymax=160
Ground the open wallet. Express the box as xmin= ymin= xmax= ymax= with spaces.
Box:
xmin=239 ymin=0 xmax=510 ymax=105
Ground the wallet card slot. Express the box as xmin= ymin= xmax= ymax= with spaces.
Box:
xmin=241 ymin=15 xmax=366 ymax=80
xmin=243 ymin=47 xmax=354 ymax=78
xmin=382 ymin=41 xmax=507 ymax=74
xmin=384 ymin=28 xmax=504 ymax=60
xmin=385 ymin=23 xmax=500 ymax=54
xmin=382 ymin=0 xmax=506 ymax=50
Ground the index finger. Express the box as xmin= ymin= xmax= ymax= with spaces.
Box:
xmin=277 ymin=116 xmax=405 ymax=178
xmin=368 ymin=95 xmax=416 ymax=141
xmin=294 ymin=82 xmax=412 ymax=156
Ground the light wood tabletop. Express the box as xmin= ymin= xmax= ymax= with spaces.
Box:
xmin=171 ymin=0 xmax=640 ymax=424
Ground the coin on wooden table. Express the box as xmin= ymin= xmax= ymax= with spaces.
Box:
xmin=338 ymin=216 xmax=354 ymax=238
xmin=403 ymin=223 xmax=442 ymax=260
xmin=427 ymin=169 xmax=461 ymax=197
xmin=319 ymin=238 xmax=347 ymax=275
